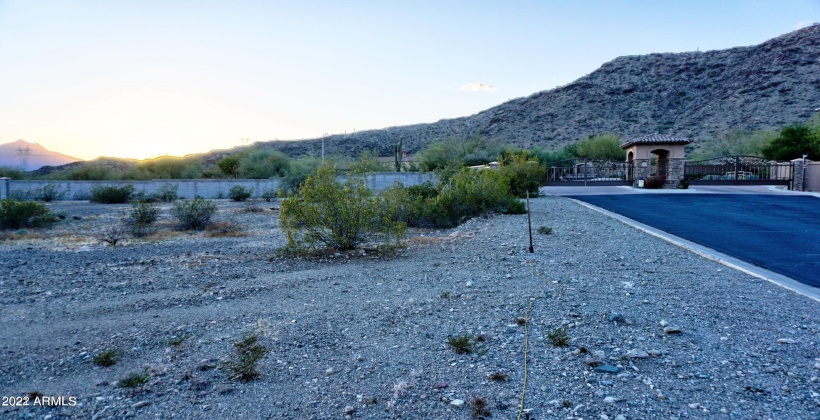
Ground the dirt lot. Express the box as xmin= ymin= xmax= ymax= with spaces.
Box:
xmin=1 ymin=198 xmax=818 ymax=419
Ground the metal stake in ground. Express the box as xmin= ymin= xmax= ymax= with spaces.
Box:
xmin=526 ymin=190 xmax=534 ymax=253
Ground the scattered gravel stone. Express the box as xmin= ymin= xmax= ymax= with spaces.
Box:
xmin=449 ymin=399 xmax=464 ymax=409
xmin=625 ymin=349 xmax=649 ymax=359
xmin=1 ymin=198 xmax=817 ymax=419
xmin=595 ymin=365 xmax=622 ymax=374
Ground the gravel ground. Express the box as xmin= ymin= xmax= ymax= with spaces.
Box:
xmin=1 ymin=197 xmax=818 ymax=419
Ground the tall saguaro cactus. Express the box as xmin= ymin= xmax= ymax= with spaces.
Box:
xmin=394 ymin=138 xmax=403 ymax=172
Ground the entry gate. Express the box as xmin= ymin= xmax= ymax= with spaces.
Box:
xmin=683 ymin=156 xmax=793 ymax=187
xmin=543 ymin=159 xmax=633 ymax=186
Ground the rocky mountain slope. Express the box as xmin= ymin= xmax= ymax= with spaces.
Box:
xmin=261 ymin=24 xmax=820 ymax=158
xmin=0 ymin=139 xmax=80 ymax=170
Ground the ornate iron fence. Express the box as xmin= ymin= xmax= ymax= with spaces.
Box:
xmin=543 ymin=159 xmax=633 ymax=186
xmin=684 ymin=156 xmax=792 ymax=185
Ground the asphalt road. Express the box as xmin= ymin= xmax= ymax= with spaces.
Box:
xmin=566 ymin=194 xmax=820 ymax=288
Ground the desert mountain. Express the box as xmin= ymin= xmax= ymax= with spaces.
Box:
xmin=0 ymin=139 xmax=80 ymax=170
xmin=256 ymin=24 xmax=820 ymax=158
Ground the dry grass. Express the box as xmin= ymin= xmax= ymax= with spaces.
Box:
xmin=407 ymin=235 xmax=445 ymax=245
xmin=204 ymin=220 xmax=247 ymax=238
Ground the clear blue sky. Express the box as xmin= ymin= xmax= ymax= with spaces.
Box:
xmin=1 ymin=0 xmax=818 ymax=160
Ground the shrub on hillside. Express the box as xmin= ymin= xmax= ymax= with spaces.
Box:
xmin=0 ymin=199 xmax=56 ymax=230
xmin=280 ymin=164 xmax=405 ymax=251
xmin=90 ymin=185 xmax=135 ymax=204
xmin=229 ymin=185 xmax=252 ymax=202
xmin=172 ymin=198 xmax=217 ymax=230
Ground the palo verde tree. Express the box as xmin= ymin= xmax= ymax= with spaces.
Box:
xmin=279 ymin=164 xmax=404 ymax=250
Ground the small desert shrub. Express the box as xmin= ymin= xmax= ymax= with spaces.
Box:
xmin=92 ymin=349 xmax=119 ymax=367
xmin=117 ymin=369 xmax=150 ymax=388
xmin=222 ymin=333 xmax=268 ymax=381
xmin=280 ymin=164 xmax=405 ymax=251
xmin=153 ymin=183 xmax=179 ymax=202
xmin=447 ymin=334 xmax=475 ymax=354
xmin=243 ymin=199 xmax=264 ymax=213
xmin=128 ymin=201 xmax=160 ymax=225
xmin=167 ymin=334 xmax=191 ymax=347
xmin=204 ymin=219 xmax=245 ymax=237
xmin=125 ymin=201 xmax=160 ymax=237
xmin=677 ymin=179 xmax=690 ymax=189
xmin=547 ymin=326 xmax=570 ymax=347
xmin=229 ymin=185 xmax=252 ymax=201
xmin=537 ymin=226 xmax=552 ymax=235
xmin=643 ymin=175 xmax=666 ymax=189
xmin=487 ymin=371 xmax=508 ymax=381
xmin=90 ymin=185 xmax=135 ymax=204
xmin=99 ymin=225 xmax=128 ymax=246
xmin=0 ymin=199 xmax=56 ymax=230
xmin=37 ymin=184 xmax=64 ymax=202
xmin=172 ymin=198 xmax=217 ymax=230
xmin=470 ymin=396 xmax=491 ymax=418
xmin=261 ymin=189 xmax=277 ymax=202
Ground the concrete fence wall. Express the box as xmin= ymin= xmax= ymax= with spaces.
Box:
xmin=801 ymin=161 xmax=820 ymax=192
xmin=0 ymin=172 xmax=438 ymax=200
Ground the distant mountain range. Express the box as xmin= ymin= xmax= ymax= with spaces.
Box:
xmin=250 ymin=24 xmax=820 ymax=158
xmin=11 ymin=24 xmax=820 ymax=175
xmin=0 ymin=139 xmax=80 ymax=170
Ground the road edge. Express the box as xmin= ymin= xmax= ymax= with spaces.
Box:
xmin=568 ymin=198 xmax=820 ymax=303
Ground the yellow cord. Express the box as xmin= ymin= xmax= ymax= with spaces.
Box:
xmin=516 ymin=298 xmax=534 ymax=420
xmin=517 ymin=261 xmax=564 ymax=420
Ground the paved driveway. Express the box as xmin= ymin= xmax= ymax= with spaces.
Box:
xmin=565 ymin=194 xmax=820 ymax=288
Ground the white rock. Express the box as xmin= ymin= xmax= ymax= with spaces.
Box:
xmin=450 ymin=399 xmax=465 ymax=408
xmin=603 ymin=396 xmax=617 ymax=403
xmin=625 ymin=349 xmax=649 ymax=359
xmin=777 ymin=338 xmax=797 ymax=344
xmin=344 ymin=405 xmax=355 ymax=415
xmin=659 ymin=320 xmax=669 ymax=327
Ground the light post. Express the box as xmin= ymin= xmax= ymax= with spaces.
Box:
xmin=803 ymin=153 xmax=808 ymax=192
xmin=322 ymin=133 xmax=327 ymax=163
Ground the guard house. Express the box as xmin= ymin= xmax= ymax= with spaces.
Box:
xmin=621 ymin=134 xmax=691 ymax=187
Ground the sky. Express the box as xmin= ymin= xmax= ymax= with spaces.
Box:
xmin=1 ymin=1 xmax=818 ymax=160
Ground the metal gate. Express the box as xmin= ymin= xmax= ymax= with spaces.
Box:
xmin=683 ymin=156 xmax=792 ymax=186
xmin=543 ymin=159 xmax=633 ymax=186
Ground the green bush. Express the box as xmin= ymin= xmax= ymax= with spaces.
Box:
xmin=90 ymin=185 xmax=135 ymax=204
xmin=172 ymin=198 xmax=217 ymax=230
xmin=36 ymin=184 xmax=64 ymax=202
xmin=153 ymin=183 xmax=179 ymax=202
xmin=229 ymin=185 xmax=252 ymax=201
xmin=261 ymin=189 xmax=277 ymax=202
xmin=426 ymin=168 xmax=525 ymax=228
xmin=0 ymin=199 xmax=56 ymax=230
xmin=280 ymin=164 xmax=405 ymax=251
xmin=126 ymin=201 xmax=160 ymax=237
xmin=221 ymin=333 xmax=269 ymax=381
xmin=499 ymin=154 xmax=545 ymax=197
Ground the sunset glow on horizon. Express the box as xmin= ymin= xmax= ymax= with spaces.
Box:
xmin=1 ymin=1 xmax=817 ymax=161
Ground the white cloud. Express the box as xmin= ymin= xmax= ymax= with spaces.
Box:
xmin=459 ymin=82 xmax=496 ymax=92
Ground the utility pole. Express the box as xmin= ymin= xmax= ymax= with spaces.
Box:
xmin=322 ymin=133 xmax=327 ymax=162
xmin=16 ymin=145 xmax=31 ymax=171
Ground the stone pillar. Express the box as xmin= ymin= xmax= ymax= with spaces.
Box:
xmin=0 ymin=177 xmax=10 ymax=199
xmin=666 ymin=158 xmax=686 ymax=187
xmin=633 ymin=159 xmax=653 ymax=187
xmin=791 ymin=158 xmax=806 ymax=191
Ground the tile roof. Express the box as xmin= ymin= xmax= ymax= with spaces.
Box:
xmin=620 ymin=134 xmax=692 ymax=149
